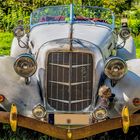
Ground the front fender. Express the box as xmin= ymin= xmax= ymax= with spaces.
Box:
xmin=117 ymin=36 xmax=136 ymax=60
xmin=0 ymin=56 xmax=42 ymax=117
xmin=105 ymin=59 xmax=140 ymax=115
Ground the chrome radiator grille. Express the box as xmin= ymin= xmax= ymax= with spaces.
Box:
xmin=46 ymin=52 xmax=93 ymax=111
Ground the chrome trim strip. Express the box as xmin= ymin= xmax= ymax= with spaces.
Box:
xmin=49 ymin=81 xmax=90 ymax=86
xmin=49 ymin=63 xmax=91 ymax=68
xmin=49 ymin=98 xmax=91 ymax=104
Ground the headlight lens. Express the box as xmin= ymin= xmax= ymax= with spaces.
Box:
xmin=32 ymin=104 xmax=46 ymax=119
xmin=14 ymin=53 xmax=37 ymax=77
xmin=94 ymin=107 xmax=108 ymax=120
xmin=104 ymin=57 xmax=127 ymax=80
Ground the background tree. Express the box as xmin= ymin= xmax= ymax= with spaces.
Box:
xmin=0 ymin=0 xmax=139 ymax=35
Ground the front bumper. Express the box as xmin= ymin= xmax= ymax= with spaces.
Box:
xmin=0 ymin=111 xmax=140 ymax=139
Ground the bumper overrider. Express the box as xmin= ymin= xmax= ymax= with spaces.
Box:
xmin=0 ymin=104 xmax=140 ymax=140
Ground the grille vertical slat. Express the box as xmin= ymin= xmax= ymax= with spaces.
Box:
xmin=87 ymin=54 xmax=89 ymax=107
xmin=50 ymin=53 xmax=53 ymax=107
xmin=81 ymin=53 xmax=83 ymax=109
xmin=76 ymin=53 xmax=78 ymax=111
xmin=47 ymin=52 xmax=93 ymax=111
xmin=62 ymin=52 xmax=64 ymax=110
xmin=56 ymin=53 xmax=59 ymax=109
xmin=69 ymin=53 xmax=72 ymax=111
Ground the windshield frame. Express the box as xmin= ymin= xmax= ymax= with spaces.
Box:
xmin=30 ymin=4 xmax=115 ymax=30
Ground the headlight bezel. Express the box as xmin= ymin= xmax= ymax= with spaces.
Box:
xmin=104 ymin=57 xmax=127 ymax=80
xmin=14 ymin=53 xmax=37 ymax=78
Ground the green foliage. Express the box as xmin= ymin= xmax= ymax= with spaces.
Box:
xmin=130 ymin=19 xmax=140 ymax=36
xmin=128 ymin=9 xmax=140 ymax=36
xmin=0 ymin=0 xmax=139 ymax=36
xmin=102 ymin=0 xmax=126 ymax=13
xmin=135 ymin=35 xmax=140 ymax=58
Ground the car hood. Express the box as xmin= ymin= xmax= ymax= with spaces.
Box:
xmin=29 ymin=23 xmax=114 ymax=55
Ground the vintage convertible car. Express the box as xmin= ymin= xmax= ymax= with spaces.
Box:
xmin=0 ymin=4 xmax=140 ymax=139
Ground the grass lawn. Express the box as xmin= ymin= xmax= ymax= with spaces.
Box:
xmin=0 ymin=32 xmax=13 ymax=55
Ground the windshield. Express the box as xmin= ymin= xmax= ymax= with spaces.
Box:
xmin=30 ymin=5 xmax=115 ymax=29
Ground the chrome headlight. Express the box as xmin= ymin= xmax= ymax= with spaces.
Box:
xmin=14 ymin=53 xmax=37 ymax=78
xmin=104 ymin=57 xmax=127 ymax=80
xmin=13 ymin=26 xmax=25 ymax=38
xmin=32 ymin=104 xmax=46 ymax=119
xmin=119 ymin=27 xmax=130 ymax=40
xmin=94 ymin=107 xmax=108 ymax=120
